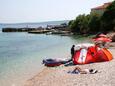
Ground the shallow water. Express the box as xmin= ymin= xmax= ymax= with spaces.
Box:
xmin=0 ymin=31 xmax=91 ymax=86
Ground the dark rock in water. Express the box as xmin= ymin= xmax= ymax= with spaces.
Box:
xmin=2 ymin=28 xmax=35 ymax=32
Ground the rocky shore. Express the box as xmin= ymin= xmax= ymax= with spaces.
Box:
xmin=2 ymin=27 xmax=72 ymax=35
xmin=2 ymin=23 xmax=69 ymax=33
xmin=24 ymin=42 xmax=115 ymax=86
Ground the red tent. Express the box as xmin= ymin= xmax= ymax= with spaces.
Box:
xmin=73 ymin=46 xmax=113 ymax=64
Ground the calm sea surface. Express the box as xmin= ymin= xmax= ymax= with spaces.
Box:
xmin=0 ymin=24 xmax=91 ymax=86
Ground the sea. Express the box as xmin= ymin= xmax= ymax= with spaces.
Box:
xmin=0 ymin=21 xmax=91 ymax=86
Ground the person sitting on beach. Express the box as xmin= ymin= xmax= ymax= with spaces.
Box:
xmin=93 ymin=33 xmax=112 ymax=48
xmin=68 ymin=66 xmax=98 ymax=74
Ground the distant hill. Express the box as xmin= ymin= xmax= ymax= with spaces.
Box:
xmin=0 ymin=20 xmax=70 ymax=29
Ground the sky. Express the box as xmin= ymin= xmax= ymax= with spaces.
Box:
xmin=0 ymin=0 xmax=114 ymax=23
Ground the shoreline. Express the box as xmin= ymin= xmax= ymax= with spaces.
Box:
xmin=24 ymin=43 xmax=115 ymax=86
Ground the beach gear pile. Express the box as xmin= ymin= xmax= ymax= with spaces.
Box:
xmin=43 ymin=33 xmax=113 ymax=67
xmin=73 ymin=43 xmax=113 ymax=64
xmin=68 ymin=67 xmax=98 ymax=74
xmin=73 ymin=33 xmax=113 ymax=65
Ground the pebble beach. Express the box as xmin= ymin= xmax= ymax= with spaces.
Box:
xmin=24 ymin=43 xmax=115 ymax=86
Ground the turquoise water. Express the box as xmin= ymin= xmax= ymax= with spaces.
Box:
xmin=0 ymin=25 xmax=91 ymax=86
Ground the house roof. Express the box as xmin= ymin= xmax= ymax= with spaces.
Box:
xmin=91 ymin=2 xmax=112 ymax=10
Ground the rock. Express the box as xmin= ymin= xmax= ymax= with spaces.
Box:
xmin=107 ymin=32 xmax=115 ymax=42
xmin=112 ymin=35 xmax=115 ymax=42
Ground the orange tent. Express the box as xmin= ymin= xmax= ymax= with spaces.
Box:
xmin=73 ymin=46 xmax=113 ymax=65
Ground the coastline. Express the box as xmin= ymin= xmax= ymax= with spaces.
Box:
xmin=24 ymin=43 xmax=115 ymax=86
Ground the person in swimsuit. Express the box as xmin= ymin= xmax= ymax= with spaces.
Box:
xmin=68 ymin=66 xmax=98 ymax=74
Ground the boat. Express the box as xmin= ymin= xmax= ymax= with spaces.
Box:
xmin=46 ymin=32 xmax=52 ymax=35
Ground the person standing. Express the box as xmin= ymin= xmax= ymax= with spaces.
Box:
xmin=71 ymin=45 xmax=75 ymax=60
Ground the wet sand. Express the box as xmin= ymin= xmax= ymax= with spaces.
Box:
xmin=24 ymin=43 xmax=115 ymax=86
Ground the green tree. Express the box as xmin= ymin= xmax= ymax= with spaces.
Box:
xmin=68 ymin=18 xmax=80 ymax=33
xmin=88 ymin=13 xmax=101 ymax=33
xmin=77 ymin=14 xmax=90 ymax=34
xmin=101 ymin=1 xmax=115 ymax=31
xmin=69 ymin=14 xmax=91 ymax=34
